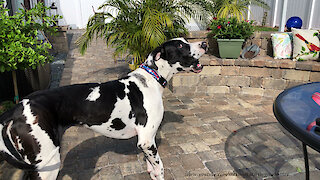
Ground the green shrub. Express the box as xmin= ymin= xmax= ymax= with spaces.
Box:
xmin=0 ymin=1 xmax=61 ymax=103
xmin=0 ymin=101 xmax=14 ymax=115
xmin=0 ymin=1 xmax=61 ymax=72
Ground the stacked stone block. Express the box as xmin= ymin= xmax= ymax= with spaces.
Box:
xmin=170 ymin=55 xmax=320 ymax=98
xmin=244 ymin=31 xmax=274 ymax=56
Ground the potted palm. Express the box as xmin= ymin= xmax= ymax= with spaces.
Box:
xmin=212 ymin=0 xmax=270 ymax=21
xmin=76 ymin=0 xmax=211 ymax=70
xmin=208 ymin=17 xmax=254 ymax=59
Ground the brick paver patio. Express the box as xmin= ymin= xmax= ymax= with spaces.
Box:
xmin=57 ymin=30 xmax=320 ymax=180
xmin=1 ymin=30 xmax=320 ymax=180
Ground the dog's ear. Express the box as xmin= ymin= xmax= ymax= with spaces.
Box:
xmin=146 ymin=52 xmax=160 ymax=70
xmin=145 ymin=52 xmax=159 ymax=70
xmin=152 ymin=45 xmax=165 ymax=60
xmin=146 ymin=46 xmax=165 ymax=70
xmin=154 ymin=52 xmax=161 ymax=61
xmin=149 ymin=58 xmax=158 ymax=70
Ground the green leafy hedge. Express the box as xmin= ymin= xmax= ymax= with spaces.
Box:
xmin=0 ymin=1 xmax=61 ymax=72
xmin=0 ymin=101 xmax=14 ymax=115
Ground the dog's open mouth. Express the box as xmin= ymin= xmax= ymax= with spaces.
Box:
xmin=191 ymin=63 xmax=203 ymax=73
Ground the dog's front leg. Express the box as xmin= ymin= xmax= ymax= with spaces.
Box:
xmin=137 ymin=132 xmax=164 ymax=180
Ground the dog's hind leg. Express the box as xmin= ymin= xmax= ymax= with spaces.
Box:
xmin=24 ymin=147 xmax=60 ymax=180
xmin=137 ymin=131 xmax=164 ymax=180
xmin=25 ymin=169 xmax=60 ymax=180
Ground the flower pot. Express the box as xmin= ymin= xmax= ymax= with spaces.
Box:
xmin=217 ymin=39 xmax=244 ymax=59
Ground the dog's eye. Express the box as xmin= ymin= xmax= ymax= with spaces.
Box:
xmin=178 ymin=44 xmax=183 ymax=48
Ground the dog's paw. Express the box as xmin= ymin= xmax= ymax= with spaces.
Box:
xmin=149 ymin=171 xmax=164 ymax=180
xmin=148 ymin=166 xmax=164 ymax=180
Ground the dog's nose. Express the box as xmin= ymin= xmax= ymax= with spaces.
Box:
xmin=201 ymin=42 xmax=207 ymax=50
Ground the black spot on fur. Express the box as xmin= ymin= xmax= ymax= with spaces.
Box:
xmin=127 ymin=82 xmax=148 ymax=127
xmin=148 ymin=145 xmax=157 ymax=156
xmin=43 ymin=80 xmax=127 ymax=127
xmin=132 ymin=74 xmax=148 ymax=88
xmin=129 ymin=111 xmax=134 ymax=119
xmin=110 ymin=118 xmax=126 ymax=130
xmin=177 ymin=67 xmax=183 ymax=71
xmin=25 ymin=171 xmax=41 ymax=179
xmin=156 ymin=160 xmax=160 ymax=164
xmin=116 ymin=83 xmax=126 ymax=100
xmin=6 ymin=119 xmax=42 ymax=165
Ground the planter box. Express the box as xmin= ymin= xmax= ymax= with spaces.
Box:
xmin=217 ymin=39 xmax=244 ymax=59
xmin=47 ymin=25 xmax=69 ymax=54
xmin=0 ymin=64 xmax=51 ymax=102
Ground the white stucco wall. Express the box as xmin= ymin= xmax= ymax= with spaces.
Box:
xmin=45 ymin=0 xmax=200 ymax=30
xmin=49 ymin=0 xmax=105 ymax=29
xmin=249 ymin=0 xmax=320 ymax=29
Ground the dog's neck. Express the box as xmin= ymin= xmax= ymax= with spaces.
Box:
xmin=143 ymin=54 xmax=179 ymax=84
xmin=154 ymin=59 xmax=179 ymax=82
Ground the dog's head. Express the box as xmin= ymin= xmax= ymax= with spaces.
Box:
xmin=145 ymin=38 xmax=207 ymax=73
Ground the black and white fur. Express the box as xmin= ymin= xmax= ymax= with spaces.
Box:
xmin=0 ymin=38 xmax=207 ymax=180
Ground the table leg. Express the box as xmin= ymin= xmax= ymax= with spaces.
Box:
xmin=302 ymin=142 xmax=310 ymax=180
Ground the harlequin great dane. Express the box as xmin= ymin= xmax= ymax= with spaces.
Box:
xmin=0 ymin=38 xmax=207 ymax=180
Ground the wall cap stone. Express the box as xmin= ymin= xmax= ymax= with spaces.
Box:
xmin=200 ymin=54 xmax=320 ymax=72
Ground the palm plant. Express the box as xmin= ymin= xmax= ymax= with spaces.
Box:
xmin=212 ymin=0 xmax=270 ymax=21
xmin=76 ymin=0 xmax=212 ymax=70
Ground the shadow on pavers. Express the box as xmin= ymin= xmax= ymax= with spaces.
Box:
xmin=58 ymin=111 xmax=184 ymax=179
xmin=88 ymin=64 xmax=131 ymax=80
xmin=224 ymin=122 xmax=320 ymax=180
xmin=0 ymin=161 xmax=24 ymax=180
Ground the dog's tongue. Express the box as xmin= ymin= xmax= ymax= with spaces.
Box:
xmin=192 ymin=63 xmax=202 ymax=73
xmin=192 ymin=63 xmax=203 ymax=73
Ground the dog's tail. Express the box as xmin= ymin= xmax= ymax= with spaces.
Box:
xmin=0 ymin=121 xmax=36 ymax=171
xmin=0 ymin=151 xmax=35 ymax=170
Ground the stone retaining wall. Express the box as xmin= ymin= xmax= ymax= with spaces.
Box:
xmin=170 ymin=55 xmax=320 ymax=98
xmin=171 ymin=31 xmax=320 ymax=98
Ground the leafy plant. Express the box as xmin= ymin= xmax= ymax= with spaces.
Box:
xmin=254 ymin=26 xmax=278 ymax=32
xmin=208 ymin=17 xmax=254 ymax=39
xmin=0 ymin=101 xmax=14 ymax=115
xmin=76 ymin=0 xmax=210 ymax=70
xmin=0 ymin=1 xmax=61 ymax=103
xmin=211 ymin=0 xmax=270 ymax=21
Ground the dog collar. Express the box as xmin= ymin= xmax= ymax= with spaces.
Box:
xmin=139 ymin=64 xmax=167 ymax=88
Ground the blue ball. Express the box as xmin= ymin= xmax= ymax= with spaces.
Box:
xmin=286 ymin=16 xmax=303 ymax=30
